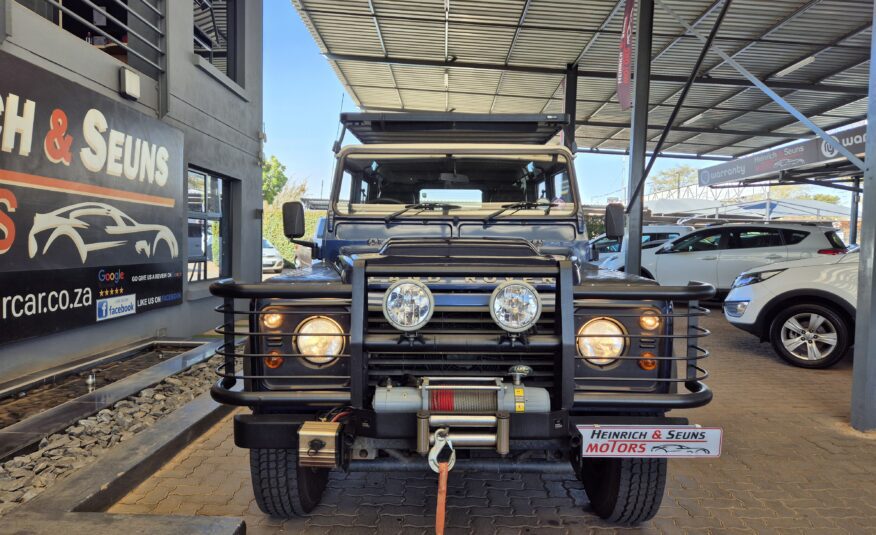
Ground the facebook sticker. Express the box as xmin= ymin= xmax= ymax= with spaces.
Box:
xmin=96 ymin=294 xmax=136 ymax=322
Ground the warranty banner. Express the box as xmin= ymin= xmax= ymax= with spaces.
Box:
xmin=699 ymin=123 xmax=868 ymax=186
xmin=0 ymin=51 xmax=184 ymax=345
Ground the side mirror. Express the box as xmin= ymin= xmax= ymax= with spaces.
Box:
xmin=604 ymin=203 xmax=624 ymax=240
xmin=283 ymin=201 xmax=306 ymax=239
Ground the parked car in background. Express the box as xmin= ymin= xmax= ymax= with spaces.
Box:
xmin=724 ymin=250 xmax=858 ymax=368
xmin=601 ymin=223 xmax=847 ymax=294
xmin=262 ymin=239 xmax=284 ymax=273
xmin=587 ymin=225 xmax=694 ymax=265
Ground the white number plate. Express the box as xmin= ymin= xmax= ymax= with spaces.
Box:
xmin=577 ymin=425 xmax=723 ymax=458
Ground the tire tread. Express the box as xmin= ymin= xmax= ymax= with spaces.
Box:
xmin=250 ymin=448 xmax=322 ymax=517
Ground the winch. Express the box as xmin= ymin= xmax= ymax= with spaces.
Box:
xmin=372 ymin=366 xmax=551 ymax=414
xmin=371 ymin=366 xmax=549 ymax=459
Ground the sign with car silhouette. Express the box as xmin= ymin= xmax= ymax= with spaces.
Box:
xmin=577 ymin=425 xmax=723 ymax=458
xmin=0 ymin=52 xmax=184 ymax=344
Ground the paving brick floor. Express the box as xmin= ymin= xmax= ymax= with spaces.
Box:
xmin=109 ymin=310 xmax=876 ymax=534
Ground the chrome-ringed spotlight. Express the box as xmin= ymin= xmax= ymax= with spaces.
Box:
xmin=490 ymin=280 xmax=542 ymax=333
xmin=382 ymin=279 xmax=434 ymax=332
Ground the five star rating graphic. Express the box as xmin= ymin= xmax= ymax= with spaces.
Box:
xmin=99 ymin=287 xmax=124 ymax=297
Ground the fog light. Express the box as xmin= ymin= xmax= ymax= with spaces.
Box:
xmin=264 ymin=350 xmax=284 ymax=369
xmin=383 ymin=279 xmax=434 ymax=331
xmin=262 ymin=311 xmax=283 ymax=329
xmin=639 ymin=311 xmax=661 ymax=331
xmin=723 ymin=301 xmax=749 ymax=318
xmin=490 ymin=281 xmax=542 ymax=333
xmin=639 ymin=352 xmax=658 ymax=371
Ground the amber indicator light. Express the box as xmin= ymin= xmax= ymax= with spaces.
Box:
xmin=639 ymin=352 xmax=658 ymax=371
xmin=264 ymin=351 xmax=284 ymax=369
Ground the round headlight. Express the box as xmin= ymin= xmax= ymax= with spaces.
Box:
xmin=490 ymin=281 xmax=542 ymax=333
xmin=383 ymin=279 xmax=434 ymax=332
xmin=577 ymin=317 xmax=626 ymax=366
xmin=262 ymin=311 xmax=283 ymax=330
xmin=295 ymin=316 xmax=345 ymax=365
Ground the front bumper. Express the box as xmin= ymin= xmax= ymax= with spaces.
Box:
xmin=209 ymin=272 xmax=715 ymax=422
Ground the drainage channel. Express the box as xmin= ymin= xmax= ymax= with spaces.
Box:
xmin=0 ymin=344 xmax=189 ymax=431
xmin=0 ymin=339 xmax=220 ymax=462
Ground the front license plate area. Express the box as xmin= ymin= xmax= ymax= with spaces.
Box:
xmin=577 ymin=425 xmax=723 ymax=458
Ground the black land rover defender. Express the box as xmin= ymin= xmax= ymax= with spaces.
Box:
xmin=210 ymin=114 xmax=716 ymax=524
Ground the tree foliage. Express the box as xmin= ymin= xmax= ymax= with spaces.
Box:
xmin=795 ymin=192 xmax=841 ymax=204
xmin=261 ymin=155 xmax=289 ymax=205
xmin=649 ymin=164 xmax=699 ymax=194
xmin=262 ymin=177 xmax=317 ymax=266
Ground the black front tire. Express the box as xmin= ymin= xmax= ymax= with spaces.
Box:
xmin=250 ymin=448 xmax=328 ymax=517
xmin=579 ymin=457 xmax=667 ymax=524
xmin=768 ymin=303 xmax=849 ymax=369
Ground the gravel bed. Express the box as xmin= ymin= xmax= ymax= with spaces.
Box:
xmin=0 ymin=354 xmax=222 ymax=515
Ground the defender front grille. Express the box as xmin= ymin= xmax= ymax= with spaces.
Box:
xmin=365 ymin=294 xmax=557 ymax=389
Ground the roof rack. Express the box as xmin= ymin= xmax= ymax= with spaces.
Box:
xmin=338 ymin=112 xmax=569 ymax=146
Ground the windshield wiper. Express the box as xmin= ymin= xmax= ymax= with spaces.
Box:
xmin=385 ymin=202 xmax=461 ymax=223
xmin=485 ymin=200 xmax=558 ymax=224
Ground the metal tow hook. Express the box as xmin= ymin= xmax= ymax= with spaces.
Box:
xmin=429 ymin=428 xmax=455 ymax=535
xmin=428 ymin=428 xmax=456 ymax=472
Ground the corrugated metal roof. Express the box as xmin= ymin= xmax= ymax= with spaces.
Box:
xmin=291 ymin=0 xmax=872 ymax=158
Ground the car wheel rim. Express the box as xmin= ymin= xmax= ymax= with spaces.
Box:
xmin=780 ymin=313 xmax=838 ymax=361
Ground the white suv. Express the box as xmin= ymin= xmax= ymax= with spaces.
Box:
xmin=589 ymin=225 xmax=694 ymax=266
xmin=724 ymin=250 xmax=857 ymax=368
xmin=601 ymin=223 xmax=846 ymax=293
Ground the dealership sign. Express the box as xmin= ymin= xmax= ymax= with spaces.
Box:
xmin=699 ymin=123 xmax=867 ymax=187
xmin=0 ymin=52 xmax=183 ymax=345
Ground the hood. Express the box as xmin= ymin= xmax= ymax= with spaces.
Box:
xmin=354 ymin=237 xmax=562 ymax=266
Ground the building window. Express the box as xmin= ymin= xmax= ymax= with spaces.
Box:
xmin=193 ymin=0 xmax=242 ymax=83
xmin=188 ymin=168 xmax=231 ymax=282
xmin=16 ymin=0 xmax=164 ymax=79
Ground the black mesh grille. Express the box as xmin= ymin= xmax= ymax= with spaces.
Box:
xmin=366 ymin=302 xmax=557 ymax=389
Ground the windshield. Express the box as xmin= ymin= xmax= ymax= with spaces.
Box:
xmin=333 ymin=152 xmax=576 ymax=217
xmin=262 ymin=239 xmax=273 ymax=249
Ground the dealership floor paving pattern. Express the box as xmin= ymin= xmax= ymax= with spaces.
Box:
xmin=109 ymin=311 xmax=876 ymax=534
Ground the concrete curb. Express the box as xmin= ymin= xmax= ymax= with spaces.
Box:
xmin=4 ymin=391 xmax=244 ymax=534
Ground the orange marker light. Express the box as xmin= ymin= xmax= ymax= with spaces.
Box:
xmin=264 ymin=351 xmax=284 ymax=369
xmin=639 ymin=352 xmax=658 ymax=371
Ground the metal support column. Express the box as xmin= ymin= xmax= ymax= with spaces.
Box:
xmin=850 ymin=177 xmax=860 ymax=245
xmin=0 ymin=0 xmax=9 ymax=43
xmin=850 ymin=0 xmax=876 ymax=432
xmin=623 ymin=0 xmax=654 ymax=276
xmin=563 ymin=63 xmax=578 ymax=151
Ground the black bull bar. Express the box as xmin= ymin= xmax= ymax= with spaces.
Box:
xmin=209 ymin=260 xmax=715 ymax=412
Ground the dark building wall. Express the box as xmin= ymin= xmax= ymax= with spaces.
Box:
xmin=0 ymin=0 xmax=263 ymax=380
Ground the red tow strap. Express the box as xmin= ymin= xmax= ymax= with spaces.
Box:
xmin=436 ymin=461 xmax=449 ymax=535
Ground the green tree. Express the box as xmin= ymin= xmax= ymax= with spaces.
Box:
xmin=261 ymin=155 xmax=289 ymax=204
xmin=649 ymin=164 xmax=698 ymax=196
xmin=796 ymin=192 xmax=841 ymax=204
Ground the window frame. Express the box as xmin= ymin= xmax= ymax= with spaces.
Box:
xmin=193 ymin=0 xmax=244 ymax=85
xmin=187 ymin=167 xmax=232 ymax=282
xmin=727 ymin=227 xmax=785 ymax=250
xmin=667 ymin=228 xmax=728 ymax=253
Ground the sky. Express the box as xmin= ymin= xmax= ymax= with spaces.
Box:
xmin=263 ymin=3 xmax=715 ymax=205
